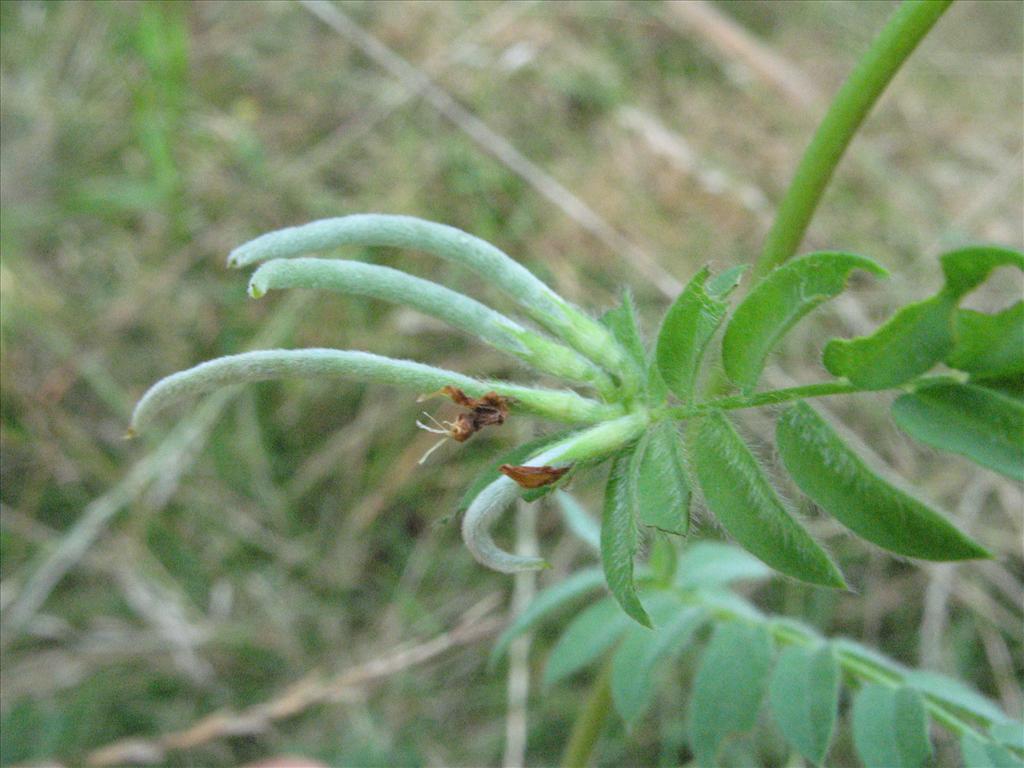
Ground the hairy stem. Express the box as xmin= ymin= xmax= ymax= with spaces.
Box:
xmin=561 ymin=660 xmax=613 ymax=768
xmin=665 ymin=380 xmax=861 ymax=419
xmin=756 ymin=0 xmax=953 ymax=278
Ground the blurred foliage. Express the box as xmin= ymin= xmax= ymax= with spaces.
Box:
xmin=1 ymin=1 xmax=1021 ymax=766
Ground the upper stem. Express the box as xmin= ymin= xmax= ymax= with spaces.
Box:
xmin=756 ymin=0 xmax=953 ymax=278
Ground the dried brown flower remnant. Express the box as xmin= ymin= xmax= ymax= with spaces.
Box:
xmin=499 ymin=463 xmax=571 ymax=489
xmin=416 ymin=386 xmax=515 ymax=462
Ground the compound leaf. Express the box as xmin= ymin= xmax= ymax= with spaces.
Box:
xmin=777 ymin=402 xmax=988 ymax=560
xmin=631 ymin=420 xmax=690 ymax=535
xmin=823 ymin=290 xmax=957 ymax=389
xmin=543 ymin=597 xmax=631 ymax=688
xmin=852 ymin=685 xmax=932 ymax=768
xmin=722 ymin=252 xmax=886 ymax=391
xmin=656 ymin=266 xmax=730 ymax=403
xmin=947 ymin=302 xmax=1024 ymax=380
xmin=892 ymin=381 xmax=1024 ymax=481
xmin=490 ymin=567 xmax=605 ymax=665
xmin=769 ymin=645 xmax=840 ymax=765
xmin=687 ymin=622 xmax=774 ymax=767
xmin=611 ymin=603 xmax=706 ymax=725
xmin=602 ymin=448 xmax=651 ymax=627
xmin=689 ymin=411 xmax=845 ymax=588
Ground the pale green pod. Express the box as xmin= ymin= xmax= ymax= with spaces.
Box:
xmin=227 ymin=215 xmax=635 ymax=388
xmin=129 ymin=349 xmax=621 ymax=434
xmin=249 ymin=258 xmax=614 ymax=393
xmin=461 ymin=413 xmax=648 ymax=573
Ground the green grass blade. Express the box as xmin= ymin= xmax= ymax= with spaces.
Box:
xmin=777 ymin=401 xmax=989 ymax=560
xmin=722 ymin=252 xmax=886 ymax=392
xmin=689 ymin=411 xmax=845 ymax=588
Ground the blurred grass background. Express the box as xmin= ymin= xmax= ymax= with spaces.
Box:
xmin=1 ymin=1 xmax=1021 ymax=766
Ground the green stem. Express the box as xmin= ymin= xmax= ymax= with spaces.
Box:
xmin=561 ymin=660 xmax=613 ymax=768
xmin=756 ymin=0 xmax=953 ymax=278
xmin=666 ymin=380 xmax=860 ymax=420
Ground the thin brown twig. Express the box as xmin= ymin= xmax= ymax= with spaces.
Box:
xmin=83 ymin=595 xmax=504 ymax=767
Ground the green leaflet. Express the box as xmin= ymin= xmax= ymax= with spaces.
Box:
xmin=630 ymin=420 xmax=690 ymax=535
xmin=457 ymin=429 xmax=579 ymax=513
xmin=768 ymin=645 xmax=840 ymax=765
xmin=687 ymin=622 xmax=774 ymax=767
xmin=947 ymin=303 xmax=1024 ymax=379
xmin=689 ymin=411 xmax=845 ymax=588
xmin=600 ymin=290 xmax=647 ymax=371
xmin=852 ymin=685 xmax=933 ymax=768
xmin=674 ymin=541 xmax=771 ymax=590
xmin=722 ymin=252 xmax=887 ymax=392
xmin=611 ymin=603 xmax=706 ymax=725
xmin=823 ymin=245 xmax=1024 ymax=389
xmin=961 ymin=736 xmax=1024 ymax=768
xmin=489 ymin=568 xmax=605 ymax=666
xmin=939 ymin=245 xmax=1024 ymax=296
xmin=892 ymin=381 xmax=1024 ymax=481
xmin=776 ymin=402 xmax=989 ymax=560
xmin=655 ymin=266 xmax=738 ymax=403
xmin=543 ymin=597 xmax=632 ymax=688
xmin=602 ymin=449 xmax=651 ymax=626
xmin=822 ymin=290 xmax=958 ymax=389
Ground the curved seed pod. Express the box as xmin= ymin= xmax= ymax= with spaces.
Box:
xmin=461 ymin=414 xmax=647 ymax=573
xmin=130 ymin=349 xmax=621 ymax=434
xmin=249 ymin=258 xmax=613 ymax=393
xmin=227 ymin=215 xmax=635 ymax=387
